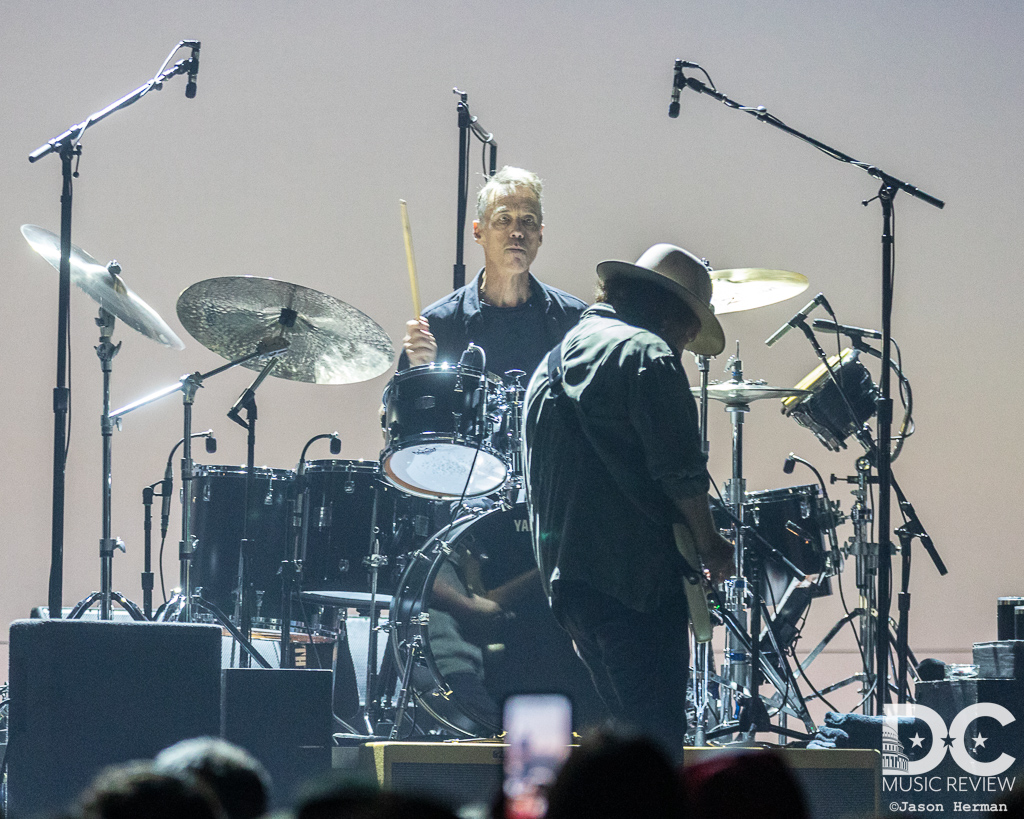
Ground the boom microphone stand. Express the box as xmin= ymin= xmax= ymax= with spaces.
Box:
xmin=28 ymin=39 xmax=200 ymax=619
xmin=670 ymin=60 xmax=944 ymax=713
xmin=452 ymin=88 xmax=497 ymax=290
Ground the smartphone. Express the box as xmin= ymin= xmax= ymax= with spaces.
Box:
xmin=502 ymin=693 xmax=573 ymax=819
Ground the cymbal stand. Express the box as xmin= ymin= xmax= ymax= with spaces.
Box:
xmin=718 ymin=347 xmax=750 ymax=728
xmin=69 ymin=304 xmax=145 ymax=622
xmin=690 ymin=352 xmax=713 ymax=744
xmin=226 ymin=358 xmax=280 ymax=667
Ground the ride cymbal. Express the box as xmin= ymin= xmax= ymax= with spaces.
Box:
xmin=176 ymin=276 xmax=394 ymax=384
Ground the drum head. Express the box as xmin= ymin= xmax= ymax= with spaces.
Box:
xmin=383 ymin=444 xmax=507 ymax=500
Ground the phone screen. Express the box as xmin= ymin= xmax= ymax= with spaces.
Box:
xmin=502 ymin=693 xmax=573 ymax=819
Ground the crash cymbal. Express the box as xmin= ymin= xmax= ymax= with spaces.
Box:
xmin=176 ymin=276 xmax=394 ymax=384
xmin=710 ymin=268 xmax=809 ymax=315
xmin=21 ymin=224 xmax=184 ymax=349
xmin=693 ymin=379 xmax=813 ymax=404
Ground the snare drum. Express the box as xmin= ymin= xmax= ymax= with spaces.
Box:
xmin=381 ymin=364 xmax=510 ymax=499
xmin=191 ymin=464 xmax=294 ymax=624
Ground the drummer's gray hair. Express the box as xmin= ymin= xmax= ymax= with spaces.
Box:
xmin=476 ymin=166 xmax=544 ymax=222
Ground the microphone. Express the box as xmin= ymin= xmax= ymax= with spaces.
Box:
xmin=161 ymin=461 xmax=173 ymax=539
xmin=329 ymin=433 xmax=342 ymax=455
xmin=812 ymin=319 xmax=882 ymax=340
xmin=669 ymin=60 xmax=683 ymax=118
xmin=783 ymin=454 xmax=796 ymax=474
xmin=669 ymin=60 xmax=701 ymax=118
xmin=458 ymin=343 xmax=485 ymax=371
xmin=765 ymin=293 xmax=826 ymax=347
xmin=184 ymin=41 xmax=201 ymax=99
xmin=161 ymin=428 xmax=214 ymax=538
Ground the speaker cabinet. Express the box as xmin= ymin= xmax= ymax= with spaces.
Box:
xmin=221 ymin=668 xmax=333 ymax=808
xmin=6 ymin=618 xmax=221 ymax=819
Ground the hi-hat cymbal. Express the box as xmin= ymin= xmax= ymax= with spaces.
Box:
xmin=21 ymin=224 xmax=184 ymax=349
xmin=176 ymin=276 xmax=394 ymax=384
xmin=693 ymin=379 xmax=813 ymax=405
xmin=710 ymin=268 xmax=809 ymax=315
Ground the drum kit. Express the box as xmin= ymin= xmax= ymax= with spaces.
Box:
xmin=22 ymin=222 xmax=903 ymax=743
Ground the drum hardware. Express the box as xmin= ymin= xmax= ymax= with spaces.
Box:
xmin=136 ymin=430 xmax=217 ymax=620
xmin=781 ymin=314 xmax=945 ymax=707
xmin=111 ymin=347 xmax=286 ymax=668
xmin=694 ymin=346 xmax=822 ymax=742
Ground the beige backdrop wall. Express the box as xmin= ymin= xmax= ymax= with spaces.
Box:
xmin=2 ymin=0 xmax=1021 ymax=722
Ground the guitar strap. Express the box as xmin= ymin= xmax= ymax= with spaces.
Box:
xmin=538 ymin=344 xmax=713 ymax=643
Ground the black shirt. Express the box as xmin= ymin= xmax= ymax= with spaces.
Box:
xmin=523 ymin=303 xmax=710 ymax=612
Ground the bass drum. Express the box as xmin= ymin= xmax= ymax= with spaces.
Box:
xmin=390 ymin=503 xmax=605 ymax=737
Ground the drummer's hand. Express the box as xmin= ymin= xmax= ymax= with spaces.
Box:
xmin=699 ymin=533 xmax=736 ymax=586
xmin=403 ymin=317 xmax=437 ymax=367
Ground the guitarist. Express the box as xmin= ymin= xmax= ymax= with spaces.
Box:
xmin=523 ymin=244 xmax=735 ymax=759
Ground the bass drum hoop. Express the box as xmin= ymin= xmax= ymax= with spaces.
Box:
xmin=389 ymin=510 xmax=502 ymax=737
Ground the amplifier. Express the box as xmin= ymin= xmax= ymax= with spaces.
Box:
xmin=358 ymin=742 xmax=879 ymax=818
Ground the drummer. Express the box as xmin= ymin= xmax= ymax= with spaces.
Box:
xmin=399 ymin=166 xmax=586 ymax=376
xmin=392 ymin=167 xmax=594 ymax=731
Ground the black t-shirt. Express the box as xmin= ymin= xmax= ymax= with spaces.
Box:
xmin=473 ymin=297 xmax=555 ymax=381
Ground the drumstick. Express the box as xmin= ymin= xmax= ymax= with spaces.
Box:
xmin=400 ymin=199 xmax=422 ymax=318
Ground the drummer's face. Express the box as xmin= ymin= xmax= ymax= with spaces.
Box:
xmin=473 ymin=189 xmax=543 ymax=277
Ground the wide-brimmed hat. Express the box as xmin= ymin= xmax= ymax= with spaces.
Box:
xmin=596 ymin=243 xmax=726 ymax=356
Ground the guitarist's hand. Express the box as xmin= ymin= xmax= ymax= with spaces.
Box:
xmin=466 ymin=593 xmax=504 ymax=620
xmin=699 ymin=533 xmax=735 ymax=585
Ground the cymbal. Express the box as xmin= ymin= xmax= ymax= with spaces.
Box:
xmin=710 ymin=268 xmax=809 ymax=315
xmin=693 ymin=379 xmax=813 ymax=405
xmin=21 ymin=224 xmax=184 ymax=349
xmin=176 ymin=276 xmax=394 ymax=384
